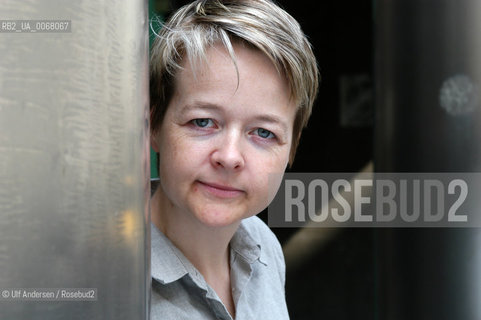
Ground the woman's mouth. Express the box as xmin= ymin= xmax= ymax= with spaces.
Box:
xmin=197 ymin=181 xmax=244 ymax=199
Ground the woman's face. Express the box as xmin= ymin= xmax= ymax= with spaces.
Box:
xmin=151 ymin=42 xmax=296 ymax=228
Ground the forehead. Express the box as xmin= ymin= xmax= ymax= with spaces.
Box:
xmin=172 ymin=42 xmax=294 ymax=110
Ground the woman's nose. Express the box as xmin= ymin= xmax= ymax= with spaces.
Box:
xmin=210 ymin=133 xmax=245 ymax=171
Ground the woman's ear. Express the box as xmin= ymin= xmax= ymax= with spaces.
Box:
xmin=151 ymin=133 xmax=161 ymax=153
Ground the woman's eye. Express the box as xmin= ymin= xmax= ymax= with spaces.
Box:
xmin=192 ymin=118 xmax=214 ymax=128
xmin=255 ymin=128 xmax=275 ymax=139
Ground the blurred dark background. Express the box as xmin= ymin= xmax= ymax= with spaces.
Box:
xmin=150 ymin=1 xmax=375 ymax=319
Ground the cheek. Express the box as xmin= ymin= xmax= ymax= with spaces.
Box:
xmin=248 ymin=150 xmax=289 ymax=200
xmin=157 ymin=132 xmax=185 ymax=181
xmin=158 ymin=130 xmax=207 ymax=184
xmin=254 ymin=146 xmax=290 ymax=173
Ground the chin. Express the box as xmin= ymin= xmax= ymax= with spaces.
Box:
xmin=194 ymin=205 xmax=250 ymax=228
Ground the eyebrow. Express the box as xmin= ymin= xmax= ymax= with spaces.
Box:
xmin=254 ymin=114 xmax=289 ymax=134
xmin=180 ymin=103 xmax=222 ymax=114
xmin=181 ymin=102 xmax=290 ymax=135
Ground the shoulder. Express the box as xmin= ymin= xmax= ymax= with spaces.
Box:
xmin=236 ymin=216 xmax=288 ymax=317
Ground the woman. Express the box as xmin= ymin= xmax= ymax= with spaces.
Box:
xmin=149 ymin=1 xmax=318 ymax=319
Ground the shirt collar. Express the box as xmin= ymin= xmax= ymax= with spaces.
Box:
xmin=151 ymin=223 xmax=190 ymax=284
xmin=229 ymin=218 xmax=268 ymax=266
xmin=151 ymin=217 xmax=268 ymax=285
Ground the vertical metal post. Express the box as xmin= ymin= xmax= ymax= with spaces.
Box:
xmin=375 ymin=0 xmax=481 ymax=319
xmin=0 ymin=1 xmax=150 ymax=319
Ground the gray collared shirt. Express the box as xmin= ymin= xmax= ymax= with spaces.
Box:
xmin=150 ymin=216 xmax=289 ymax=320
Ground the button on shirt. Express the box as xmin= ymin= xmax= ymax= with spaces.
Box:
xmin=150 ymin=216 xmax=289 ymax=320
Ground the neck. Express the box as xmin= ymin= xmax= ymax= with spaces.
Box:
xmin=151 ymin=187 xmax=240 ymax=278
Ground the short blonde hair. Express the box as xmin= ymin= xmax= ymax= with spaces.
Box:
xmin=150 ymin=0 xmax=319 ymax=164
